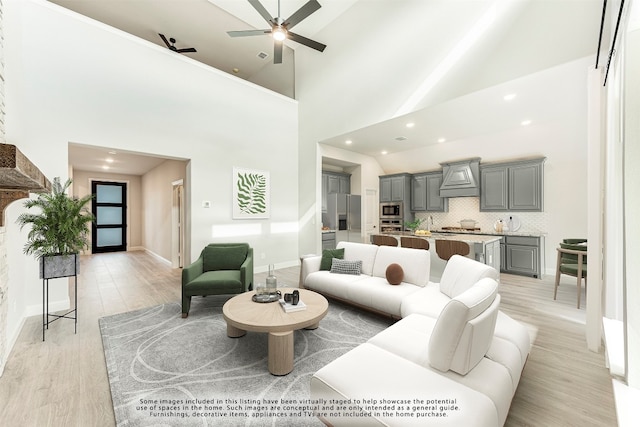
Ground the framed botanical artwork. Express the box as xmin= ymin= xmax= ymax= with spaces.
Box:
xmin=233 ymin=167 xmax=270 ymax=219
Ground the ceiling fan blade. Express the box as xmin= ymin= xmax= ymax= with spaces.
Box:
xmin=227 ymin=29 xmax=271 ymax=37
xmin=274 ymin=40 xmax=283 ymax=64
xmin=248 ymin=0 xmax=274 ymax=24
xmin=287 ymin=31 xmax=326 ymax=52
xmin=176 ymin=48 xmax=197 ymax=53
xmin=284 ymin=0 xmax=321 ymax=29
xmin=158 ymin=33 xmax=171 ymax=48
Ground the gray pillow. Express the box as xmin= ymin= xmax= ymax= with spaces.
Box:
xmin=330 ymin=258 xmax=362 ymax=275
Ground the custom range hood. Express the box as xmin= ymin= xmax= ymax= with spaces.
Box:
xmin=439 ymin=158 xmax=480 ymax=197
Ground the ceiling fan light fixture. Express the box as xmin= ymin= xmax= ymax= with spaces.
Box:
xmin=273 ymin=27 xmax=287 ymax=41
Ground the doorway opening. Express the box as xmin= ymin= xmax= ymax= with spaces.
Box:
xmin=172 ymin=179 xmax=185 ymax=268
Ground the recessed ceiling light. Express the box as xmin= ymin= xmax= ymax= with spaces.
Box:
xmin=521 ymin=120 xmax=532 ymax=126
xmin=406 ymin=122 xmax=415 ymax=128
xmin=105 ymin=158 xmax=114 ymax=163
xmin=345 ymin=140 xmax=353 ymax=145
xmin=102 ymin=165 xmax=110 ymax=170
xmin=437 ymin=138 xmax=446 ymax=143
xmin=503 ymin=93 xmax=517 ymax=101
xmin=381 ymin=150 xmax=388 ymax=155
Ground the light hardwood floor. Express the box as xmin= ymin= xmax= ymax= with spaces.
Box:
xmin=0 ymin=251 xmax=617 ymax=426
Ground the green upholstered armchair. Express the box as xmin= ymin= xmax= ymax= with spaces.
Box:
xmin=554 ymin=239 xmax=587 ymax=309
xmin=182 ymin=243 xmax=253 ymax=317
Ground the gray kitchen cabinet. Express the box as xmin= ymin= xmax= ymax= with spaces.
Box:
xmin=509 ymin=160 xmax=544 ymax=210
xmin=472 ymin=238 xmax=501 ymax=272
xmin=411 ymin=172 xmax=448 ymax=212
xmin=480 ymin=165 xmax=509 ymax=210
xmin=327 ymin=174 xmax=341 ymax=194
xmin=425 ymin=172 xmax=448 ymax=211
xmin=322 ymin=231 xmax=336 ymax=250
xmin=380 ymin=177 xmax=392 ymax=202
xmin=410 ymin=174 xmax=427 ymax=211
xmin=480 ymin=158 xmax=545 ymax=212
xmin=321 ymin=173 xmax=328 ymax=213
xmin=322 ymin=171 xmax=351 ymax=213
xmin=380 ymin=174 xmax=411 ymax=202
xmin=503 ymin=236 xmax=542 ymax=278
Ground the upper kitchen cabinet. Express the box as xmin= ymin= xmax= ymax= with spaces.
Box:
xmin=411 ymin=172 xmax=448 ymax=212
xmin=322 ymin=171 xmax=351 ymax=212
xmin=325 ymin=171 xmax=351 ymax=195
xmin=380 ymin=174 xmax=411 ymax=202
xmin=480 ymin=158 xmax=546 ymax=211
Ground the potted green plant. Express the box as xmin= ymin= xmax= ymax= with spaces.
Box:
xmin=404 ymin=217 xmax=425 ymax=234
xmin=16 ymin=177 xmax=95 ymax=278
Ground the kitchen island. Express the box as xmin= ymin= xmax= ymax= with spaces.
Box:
xmin=373 ymin=232 xmax=501 ymax=280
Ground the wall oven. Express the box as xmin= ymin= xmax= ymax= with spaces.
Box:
xmin=380 ymin=202 xmax=402 ymax=219
xmin=380 ymin=219 xmax=403 ymax=233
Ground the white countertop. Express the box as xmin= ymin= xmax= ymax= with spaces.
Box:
xmin=382 ymin=232 xmax=501 ymax=244
xmin=432 ymin=229 xmax=546 ymax=237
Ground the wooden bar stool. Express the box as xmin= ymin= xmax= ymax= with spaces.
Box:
xmin=400 ymin=236 xmax=430 ymax=250
xmin=435 ymin=239 xmax=470 ymax=261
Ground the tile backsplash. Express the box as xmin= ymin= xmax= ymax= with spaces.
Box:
xmin=414 ymin=197 xmax=548 ymax=234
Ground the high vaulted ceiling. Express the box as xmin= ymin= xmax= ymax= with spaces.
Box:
xmin=45 ymin=0 xmax=607 ymax=173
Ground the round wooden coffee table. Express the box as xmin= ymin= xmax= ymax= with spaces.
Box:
xmin=222 ymin=288 xmax=329 ymax=375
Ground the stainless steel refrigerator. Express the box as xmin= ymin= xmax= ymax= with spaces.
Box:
xmin=324 ymin=193 xmax=362 ymax=243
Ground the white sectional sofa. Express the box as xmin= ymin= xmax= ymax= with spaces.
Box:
xmin=301 ymin=241 xmax=531 ymax=426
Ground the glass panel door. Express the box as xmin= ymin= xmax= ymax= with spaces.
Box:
xmin=92 ymin=181 xmax=127 ymax=253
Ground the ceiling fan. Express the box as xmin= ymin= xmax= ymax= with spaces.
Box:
xmin=227 ymin=0 xmax=326 ymax=64
xmin=158 ymin=34 xmax=197 ymax=54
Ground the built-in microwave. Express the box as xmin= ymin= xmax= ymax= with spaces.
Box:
xmin=380 ymin=202 xmax=402 ymax=218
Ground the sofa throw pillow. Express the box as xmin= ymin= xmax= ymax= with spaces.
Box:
xmin=385 ymin=263 xmax=404 ymax=285
xmin=203 ymin=245 xmax=248 ymax=271
xmin=330 ymin=258 xmax=363 ymax=275
xmin=320 ymin=248 xmax=345 ymax=271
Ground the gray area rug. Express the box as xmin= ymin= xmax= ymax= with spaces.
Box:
xmin=100 ymin=296 xmax=394 ymax=426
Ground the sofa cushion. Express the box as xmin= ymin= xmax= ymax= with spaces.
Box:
xmin=368 ymin=313 xmax=435 ymax=367
xmin=320 ymin=248 xmax=344 ymax=271
xmin=372 ymin=245 xmax=430 ymax=287
xmin=330 ymin=258 xmax=362 ymax=275
xmin=400 ymin=283 xmax=451 ymax=318
xmin=367 ymin=313 xmax=514 ymax=426
xmin=310 ymin=343 xmax=501 ymax=427
xmin=337 ymin=242 xmax=379 ymax=276
xmin=385 ymin=263 xmax=404 ymax=285
xmin=202 ymin=245 xmax=248 ymax=272
xmin=439 ymin=255 xmax=499 ymax=298
xmin=347 ymin=277 xmax=421 ymax=318
xmin=304 ymin=271 xmax=367 ymax=300
xmin=428 ymin=278 xmax=500 ymax=375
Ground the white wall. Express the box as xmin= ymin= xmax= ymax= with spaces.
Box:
xmin=141 ymin=160 xmax=188 ymax=262
xmin=2 ymin=0 xmax=299 ymax=364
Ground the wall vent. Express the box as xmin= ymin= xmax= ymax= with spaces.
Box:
xmin=257 ymin=51 xmax=269 ymax=60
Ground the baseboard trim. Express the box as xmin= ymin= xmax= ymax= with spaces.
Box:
xmin=0 ymin=314 xmax=26 ymax=377
xmin=143 ymin=248 xmax=172 ymax=266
